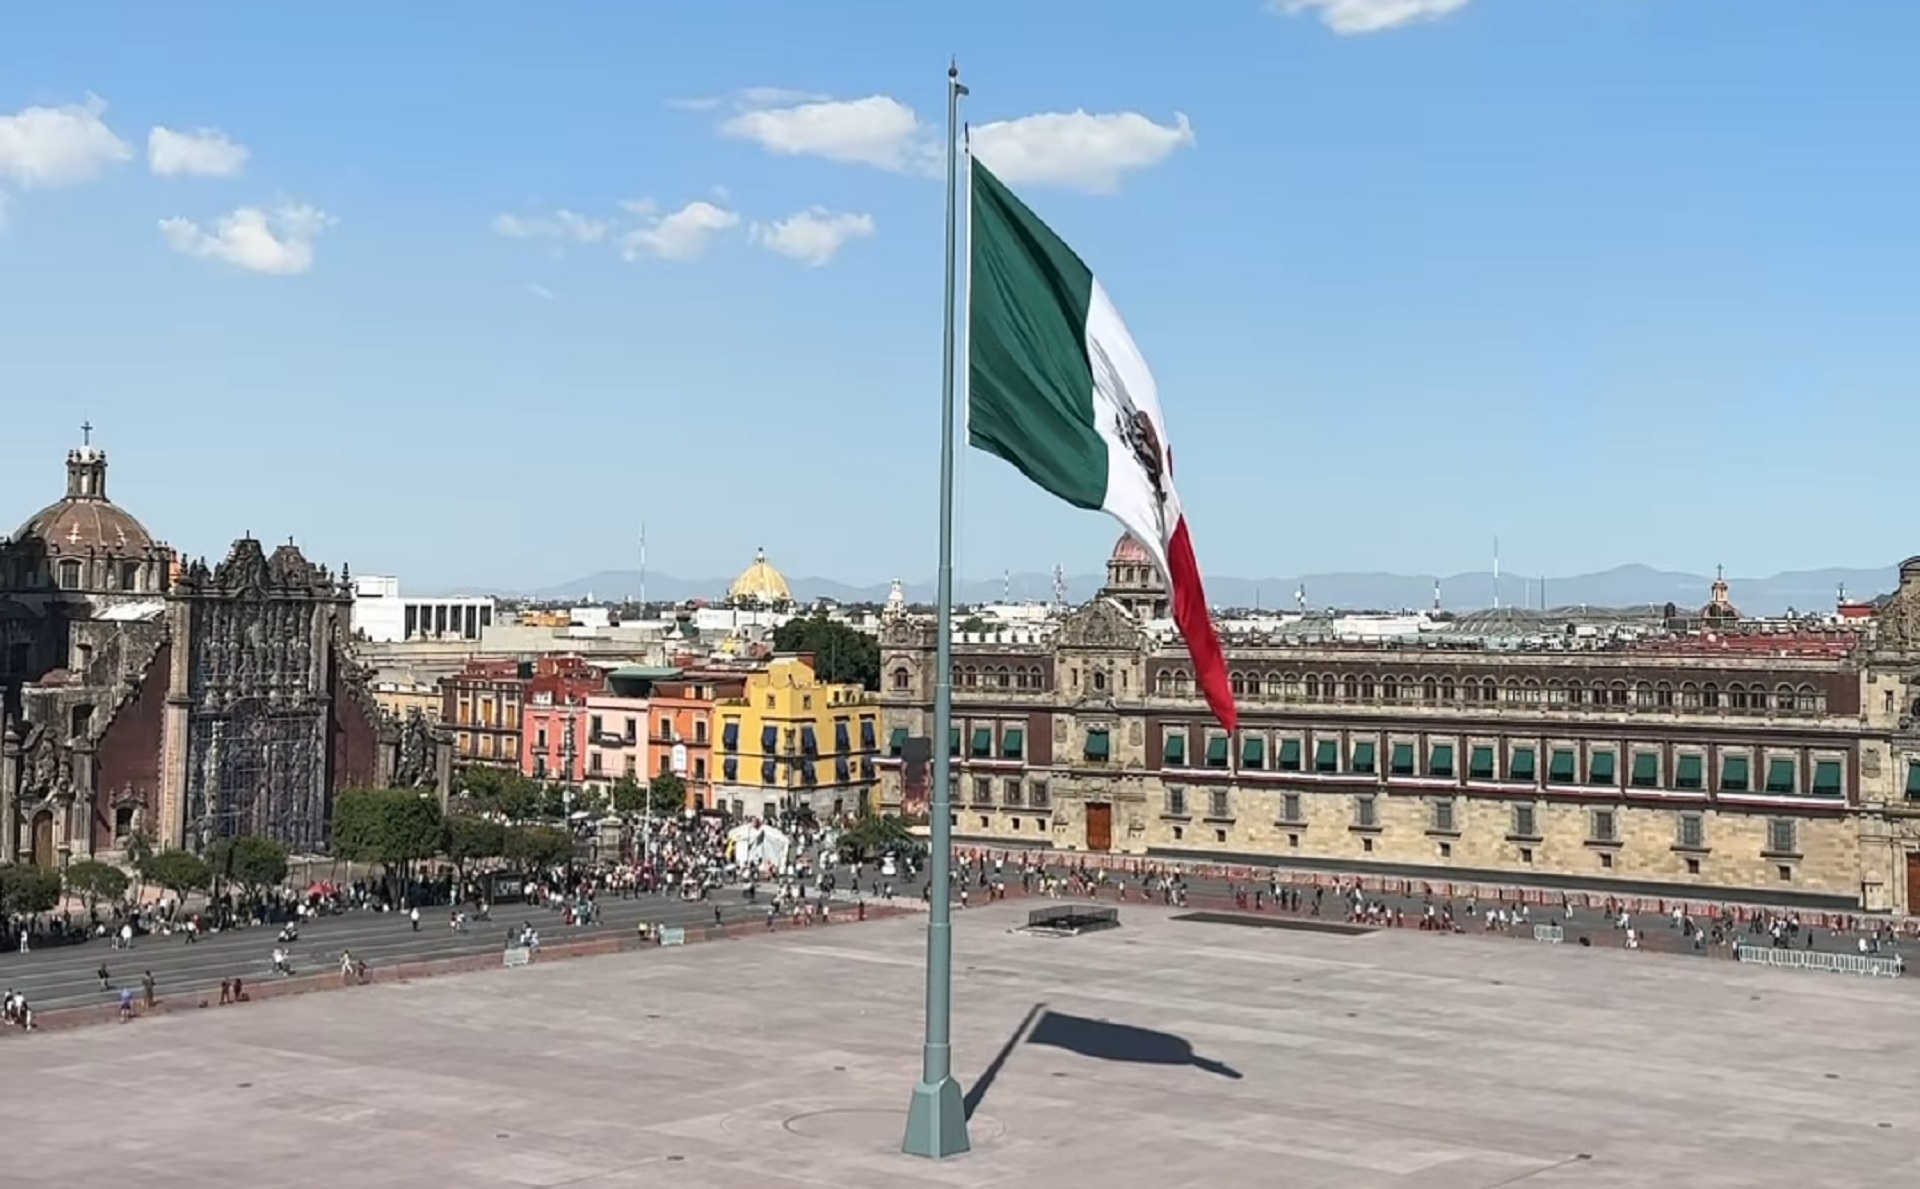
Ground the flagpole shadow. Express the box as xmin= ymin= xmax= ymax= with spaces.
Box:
xmin=963 ymin=1001 xmax=1046 ymax=1120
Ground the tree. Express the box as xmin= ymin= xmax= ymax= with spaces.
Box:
xmin=142 ymin=850 xmax=211 ymax=902
xmin=648 ymin=774 xmax=688 ymax=817
xmin=444 ymin=813 xmax=507 ymax=885
xmin=502 ymin=824 xmax=574 ymax=870
xmin=455 ymin=766 xmax=543 ymax=819
xmin=610 ymin=776 xmax=646 ymax=816
xmin=332 ymin=789 xmax=446 ymax=897
xmin=207 ymin=835 xmax=290 ymax=899
xmin=837 ymin=812 xmax=923 ymax=863
xmin=63 ymin=858 xmax=130 ymax=915
xmin=0 ymin=866 xmax=63 ymax=917
xmin=772 ymin=615 xmax=881 ymax=690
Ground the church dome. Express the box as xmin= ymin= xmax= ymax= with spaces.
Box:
xmin=728 ymin=547 xmax=792 ymax=605
xmin=1110 ymin=533 xmax=1153 ymax=565
xmin=13 ymin=448 xmax=156 ymax=557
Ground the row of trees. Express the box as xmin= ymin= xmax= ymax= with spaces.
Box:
xmin=455 ymin=766 xmax=688 ymax=821
xmin=332 ymin=788 xmax=577 ymax=898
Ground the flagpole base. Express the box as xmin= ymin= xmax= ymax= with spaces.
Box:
xmin=901 ymin=1074 xmax=970 ymax=1159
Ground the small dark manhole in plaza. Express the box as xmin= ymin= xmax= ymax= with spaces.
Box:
xmin=1173 ymin=911 xmax=1376 ymax=937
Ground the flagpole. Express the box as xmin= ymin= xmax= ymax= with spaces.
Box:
xmin=902 ymin=60 xmax=972 ymax=1162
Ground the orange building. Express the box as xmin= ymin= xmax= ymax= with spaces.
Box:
xmin=649 ymin=669 xmax=750 ymax=810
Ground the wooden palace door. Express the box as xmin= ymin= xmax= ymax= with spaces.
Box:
xmin=1085 ymin=802 xmax=1113 ymax=852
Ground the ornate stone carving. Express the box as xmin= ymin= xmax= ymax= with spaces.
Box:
xmin=391 ymin=708 xmax=437 ymax=789
xmin=1872 ymin=559 xmax=1920 ymax=657
xmin=1058 ymin=599 xmax=1142 ymax=651
xmin=1128 ymin=720 xmax=1142 ymax=746
xmin=1054 ymin=718 xmax=1067 ymax=742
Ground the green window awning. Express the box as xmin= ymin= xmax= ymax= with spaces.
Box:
xmin=1908 ymin=761 xmax=1920 ymax=798
xmin=1084 ymin=730 xmax=1110 ymax=760
xmin=1548 ymin=749 xmax=1577 ymax=783
xmin=1675 ymin=753 xmax=1704 ymax=789
xmin=1427 ymin=743 xmax=1454 ymax=778
xmin=1206 ymin=735 xmax=1230 ymax=767
xmin=1001 ymin=728 xmax=1024 ymax=758
xmin=888 ymin=727 xmax=908 ymax=756
xmin=1588 ymin=750 xmax=1617 ymax=785
xmin=1242 ymin=736 xmax=1266 ymax=768
xmin=1389 ymin=743 xmax=1415 ymax=776
xmin=971 ymin=727 xmax=993 ymax=757
xmin=1314 ymin=739 xmax=1339 ymax=773
xmin=1352 ymin=741 xmax=1377 ymax=774
xmin=1165 ymin=734 xmax=1186 ymax=766
xmin=948 ymin=726 xmax=962 ymax=756
xmin=1278 ymin=738 xmax=1302 ymax=771
xmin=1765 ymin=757 xmax=1797 ymax=795
xmin=1509 ymin=747 xmax=1537 ymax=781
xmin=1630 ymin=752 xmax=1658 ymax=788
xmin=1812 ymin=759 xmax=1842 ymax=797
xmin=1468 ymin=746 xmax=1495 ymax=780
xmin=1721 ymin=755 xmax=1750 ymax=792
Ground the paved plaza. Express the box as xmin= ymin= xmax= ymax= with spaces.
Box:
xmin=4 ymin=902 xmax=1918 ymax=1188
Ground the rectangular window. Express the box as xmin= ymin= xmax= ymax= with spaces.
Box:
xmin=1351 ymin=740 xmax=1377 ymax=774
xmin=1029 ymin=781 xmax=1050 ymax=808
xmin=1426 ymin=742 xmax=1455 ymax=779
xmin=1206 ymin=735 xmax=1231 ymax=768
xmin=1353 ymin=794 xmax=1378 ymax=829
xmin=1765 ymin=757 xmax=1798 ymax=795
xmin=1166 ymin=786 xmax=1188 ymax=816
xmin=1629 ymin=751 xmax=1659 ymax=789
xmin=1811 ymin=759 xmax=1843 ymax=798
xmin=1241 ymin=735 xmax=1266 ymax=770
xmin=1677 ymin=811 xmax=1705 ymax=849
xmin=1281 ymin=792 xmax=1303 ymax=823
xmin=1467 ymin=745 xmax=1495 ymax=780
xmin=1674 ymin=752 xmax=1704 ymax=790
xmin=1720 ymin=754 xmax=1751 ymax=793
xmin=1907 ymin=760 xmax=1920 ymax=800
xmin=1314 ymin=739 xmax=1340 ymax=773
xmin=973 ymin=777 xmax=993 ymax=805
xmin=1587 ymin=749 xmax=1617 ymax=786
xmin=589 ymin=714 xmax=604 ymax=738
xmin=971 ymin=727 xmax=993 ymax=758
xmin=1388 ymin=742 xmax=1416 ymax=777
xmin=1547 ymin=748 xmax=1577 ymax=784
xmin=1208 ymin=789 xmax=1231 ymax=819
xmin=1164 ymin=733 xmax=1187 ymax=767
xmin=1591 ymin=808 xmax=1617 ymax=844
xmin=1004 ymin=780 xmax=1024 ymax=807
xmin=1508 ymin=746 xmax=1537 ymax=782
xmin=1767 ymin=818 xmax=1797 ymax=855
xmin=1512 ymin=803 xmax=1538 ymax=838
xmin=1084 ymin=729 xmax=1110 ymax=761
xmin=1276 ymin=738 xmax=1302 ymax=771
xmin=1430 ymin=798 xmax=1456 ymax=833
xmin=1001 ymin=728 xmax=1024 ymax=760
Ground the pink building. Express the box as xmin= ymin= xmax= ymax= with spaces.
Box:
xmin=583 ymin=691 xmax=650 ymax=785
xmin=518 ymin=656 xmax=604 ymax=783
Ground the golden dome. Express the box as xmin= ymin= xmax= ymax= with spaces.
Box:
xmin=728 ymin=547 xmax=792 ymax=605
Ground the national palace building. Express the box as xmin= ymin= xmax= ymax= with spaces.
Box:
xmin=875 ymin=536 xmax=1920 ymax=915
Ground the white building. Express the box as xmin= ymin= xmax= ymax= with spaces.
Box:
xmin=351 ymin=574 xmax=496 ymax=643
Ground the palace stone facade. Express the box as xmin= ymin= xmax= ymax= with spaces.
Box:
xmin=876 ymin=538 xmax=1920 ymax=914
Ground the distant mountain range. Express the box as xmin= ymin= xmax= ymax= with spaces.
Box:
xmin=430 ymin=562 xmax=1901 ymax=618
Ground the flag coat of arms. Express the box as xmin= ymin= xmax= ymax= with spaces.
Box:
xmin=966 ymin=156 xmax=1238 ymax=733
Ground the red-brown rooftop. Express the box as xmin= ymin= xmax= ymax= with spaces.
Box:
xmin=11 ymin=448 xmax=159 ymax=557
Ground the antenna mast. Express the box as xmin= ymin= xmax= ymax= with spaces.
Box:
xmin=1051 ymin=564 xmax=1067 ymax=611
xmin=639 ymin=521 xmax=648 ymax=609
xmin=1493 ymin=536 xmax=1501 ymax=610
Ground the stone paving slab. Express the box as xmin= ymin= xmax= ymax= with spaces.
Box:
xmin=3 ymin=902 xmax=1918 ymax=1187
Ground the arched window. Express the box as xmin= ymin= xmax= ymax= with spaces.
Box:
xmin=1727 ymin=682 xmax=1749 ymax=711
xmin=1382 ymin=676 xmax=1398 ymax=701
xmin=1633 ymin=681 xmax=1654 ymax=709
xmin=1440 ymin=677 xmax=1456 ymax=702
xmin=1796 ymin=683 xmax=1823 ymax=714
xmin=56 ymin=560 xmax=81 ymax=589
xmin=1679 ymin=681 xmax=1700 ymax=709
xmin=1702 ymin=682 xmax=1721 ymax=710
xmin=1360 ymin=676 xmax=1376 ymax=700
xmin=994 ymin=666 xmax=1011 ymax=689
xmin=1422 ymin=676 xmax=1438 ymax=701
xmin=1305 ymin=674 xmax=1321 ymax=699
xmin=891 ymin=667 xmax=911 ymax=691
xmin=1230 ymin=672 xmax=1247 ymax=697
xmin=1775 ymin=683 xmax=1796 ymax=713
xmin=1608 ymin=680 xmax=1628 ymax=707
xmin=1156 ymin=670 xmax=1173 ymax=696
xmin=1341 ymin=675 xmax=1359 ymax=701
xmin=1092 ymin=669 xmax=1107 ymax=693
xmin=1655 ymin=681 xmax=1673 ymax=708
xmin=1546 ymin=679 xmax=1566 ymax=706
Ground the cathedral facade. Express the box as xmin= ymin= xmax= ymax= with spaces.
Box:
xmin=0 ymin=439 xmax=447 ymax=868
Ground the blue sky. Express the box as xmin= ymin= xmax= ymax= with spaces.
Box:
xmin=2 ymin=0 xmax=1916 ymax=595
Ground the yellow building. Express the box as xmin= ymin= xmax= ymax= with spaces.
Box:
xmin=715 ymin=656 xmax=880 ymax=820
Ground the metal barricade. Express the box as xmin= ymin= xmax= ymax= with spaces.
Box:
xmin=1735 ymin=945 xmax=1902 ymax=978
xmin=659 ymin=927 xmax=687 ymax=947
xmin=1533 ymin=924 xmax=1564 ymax=945
xmin=503 ymin=946 xmax=533 ymax=969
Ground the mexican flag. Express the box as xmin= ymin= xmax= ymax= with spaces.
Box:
xmin=966 ymin=156 xmax=1238 ymax=733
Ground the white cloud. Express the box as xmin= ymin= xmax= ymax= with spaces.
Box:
xmin=490 ymin=209 xmax=610 ymax=242
xmin=158 ymin=203 xmax=333 ymax=275
xmin=972 ymin=111 xmax=1194 ymax=194
xmin=526 ymin=282 xmax=556 ymax=301
xmin=147 ymin=126 xmax=249 ymax=177
xmin=1273 ymin=0 xmax=1474 ymax=34
xmin=751 ymin=208 xmax=876 ymax=267
xmin=620 ymin=200 xmax=740 ymax=262
xmin=671 ymin=87 xmax=828 ymax=113
xmin=0 ymin=95 xmax=131 ymax=189
xmin=720 ymin=95 xmax=938 ymax=174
